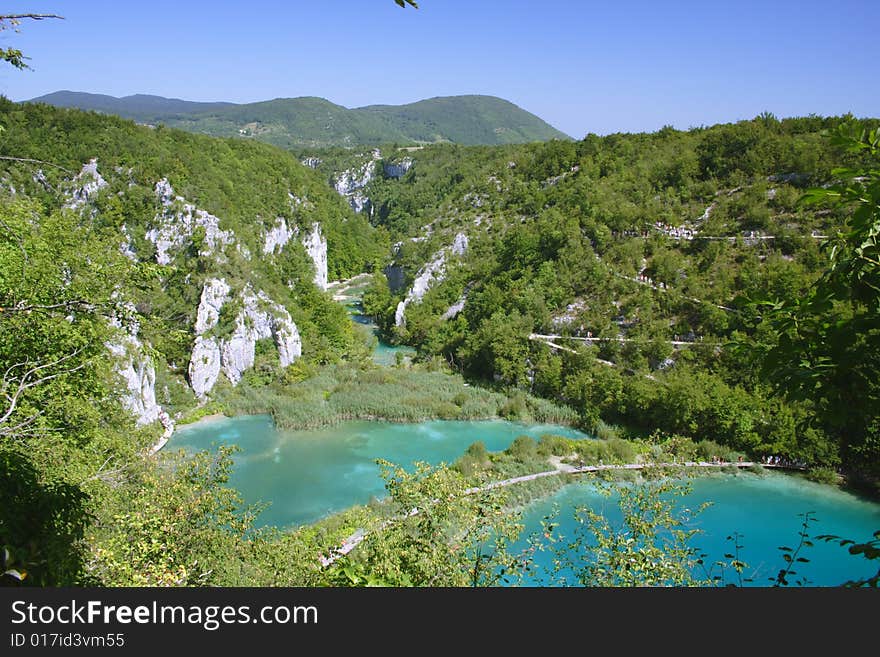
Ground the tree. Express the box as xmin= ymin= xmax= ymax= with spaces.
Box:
xmin=328 ymin=460 xmax=525 ymax=586
xmin=753 ymin=124 xmax=880 ymax=476
xmin=393 ymin=0 xmax=419 ymax=8
xmin=542 ymin=478 xmax=724 ymax=587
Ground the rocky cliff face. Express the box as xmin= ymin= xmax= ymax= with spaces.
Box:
xmin=107 ymin=335 xmax=162 ymax=426
xmin=263 ymin=216 xmax=296 ymax=255
xmin=262 ymin=218 xmax=328 ymax=290
xmin=188 ymin=278 xmax=302 ymax=398
xmin=301 ymin=222 xmax=328 ymax=290
xmin=333 ymin=149 xmax=381 ymax=213
xmin=384 ymin=263 xmax=406 ymax=293
xmin=441 ymin=293 xmax=468 ymax=320
xmin=188 ymin=279 xmax=230 ymax=398
xmin=145 ymin=179 xmax=234 ymax=265
xmin=383 ymin=157 xmax=413 ymax=179
xmin=106 ymin=308 xmax=164 ymax=428
xmin=395 ymin=232 xmax=469 ymax=327
xmin=64 ymin=158 xmax=107 ymax=210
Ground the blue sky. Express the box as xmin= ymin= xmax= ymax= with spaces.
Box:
xmin=0 ymin=0 xmax=877 ymax=137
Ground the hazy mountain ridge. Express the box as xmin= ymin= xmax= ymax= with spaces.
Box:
xmin=27 ymin=91 xmax=572 ymax=148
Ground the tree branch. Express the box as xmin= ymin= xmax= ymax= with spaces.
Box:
xmin=0 ymin=14 xmax=64 ymax=22
xmin=0 ymin=299 xmax=97 ymax=315
xmin=0 ymin=156 xmax=74 ymax=175
xmin=0 ymin=348 xmax=87 ymax=428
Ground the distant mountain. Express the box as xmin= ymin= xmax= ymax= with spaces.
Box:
xmin=26 ymin=91 xmax=571 ymax=147
xmin=29 ymin=91 xmax=236 ymax=123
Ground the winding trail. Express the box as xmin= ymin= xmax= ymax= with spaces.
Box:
xmin=319 ymin=459 xmax=803 ymax=566
xmin=529 ymin=333 xmax=719 ymax=348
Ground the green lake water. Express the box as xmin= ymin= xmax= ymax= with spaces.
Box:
xmin=333 ymin=283 xmax=416 ymax=366
xmin=171 ymin=415 xmax=587 ymax=528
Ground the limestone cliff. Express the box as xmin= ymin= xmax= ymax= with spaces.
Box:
xmin=395 ymin=233 xmax=469 ymax=327
xmin=188 ymin=278 xmax=302 ymax=398
xmin=301 ymin=222 xmax=328 ymax=290
xmin=106 ymin=307 xmax=166 ymax=428
xmin=146 ymin=179 xmax=234 ymax=265
xmin=383 ymin=157 xmax=413 ymax=179
xmin=263 ymin=216 xmax=297 ymax=255
xmin=333 ymin=149 xmax=381 ymax=213
xmin=64 ymin=158 xmax=107 ymax=210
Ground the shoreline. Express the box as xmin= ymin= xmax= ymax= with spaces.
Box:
xmin=174 ymin=412 xmax=229 ymax=431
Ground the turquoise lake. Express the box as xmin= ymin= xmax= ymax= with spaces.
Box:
xmin=346 ymin=297 xmax=415 ymax=366
xmin=169 ymin=286 xmax=880 ymax=586
xmin=514 ymin=475 xmax=880 ymax=586
xmin=170 ymin=415 xmax=880 ymax=586
xmin=170 ymin=415 xmax=587 ymax=528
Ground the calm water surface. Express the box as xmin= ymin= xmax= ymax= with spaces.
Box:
xmin=171 ymin=415 xmax=586 ymax=527
xmin=514 ymin=475 xmax=880 ymax=586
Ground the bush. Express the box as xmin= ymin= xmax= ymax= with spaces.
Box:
xmin=537 ymin=434 xmax=571 ymax=457
xmin=804 ymin=466 xmax=843 ymax=486
xmin=696 ymin=439 xmax=731 ymax=462
xmin=465 ymin=441 xmax=490 ymax=462
xmin=499 ymin=394 xmax=527 ymax=421
xmin=593 ymin=420 xmax=622 ymax=442
xmin=607 ymin=438 xmax=636 ymax=463
xmin=506 ymin=436 xmax=539 ymax=462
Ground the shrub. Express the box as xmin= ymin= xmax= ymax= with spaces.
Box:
xmin=593 ymin=420 xmax=622 ymax=442
xmin=537 ymin=434 xmax=571 ymax=457
xmin=506 ymin=436 xmax=539 ymax=462
xmin=607 ymin=438 xmax=636 ymax=463
xmin=805 ymin=466 xmax=843 ymax=486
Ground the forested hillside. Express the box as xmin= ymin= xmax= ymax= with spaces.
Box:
xmin=28 ymin=92 xmax=572 ymax=148
xmin=0 ymin=98 xmax=384 ymax=584
xmin=326 ymin=114 xmax=880 ymax=479
xmin=2 ymin=97 xmax=878 ymax=587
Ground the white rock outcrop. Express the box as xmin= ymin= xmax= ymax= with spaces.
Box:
xmin=263 ymin=217 xmax=297 ymax=255
xmin=188 ymin=279 xmax=231 ymax=398
xmin=451 ymin=232 xmax=469 ymax=256
xmin=188 ymin=279 xmax=302 ymax=397
xmin=441 ymin=294 xmax=468 ymax=321
xmin=106 ymin=306 xmax=164 ymax=427
xmin=65 ymin=158 xmax=108 ymax=209
xmin=220 ymin=290 xmax=302 ymax=385
xmin=395 ymin=232 xmax=469 ymax=327
xmin=333 ymin=149 xmax=381 ymax=213
xmin=301 ymin=222 xmax=328 ymax=290
xmin=108 ymin=336 xmax=161 ymax=426
xmin=262 ymin=218 xmax=328 ymax=291
xmin=189 ymin=336 xmax=223 ymax=399
xmin=194 ymin=278 xmax=231 ymax=334
xmin=120 ymin=224 xmax=138 ymax=261
xmin=145 ymin=179 xmax=234 ymax=265
xmin=383 ymin=157 xmax=413 ymax=179
xmin=697 ymin=203 xmax=715 ymax=223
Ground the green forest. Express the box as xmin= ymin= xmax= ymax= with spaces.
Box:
xmin=347 ymin=116 xmax=880 ymax=481
xmin=2 ymin=89 xmax=879 ymax=587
